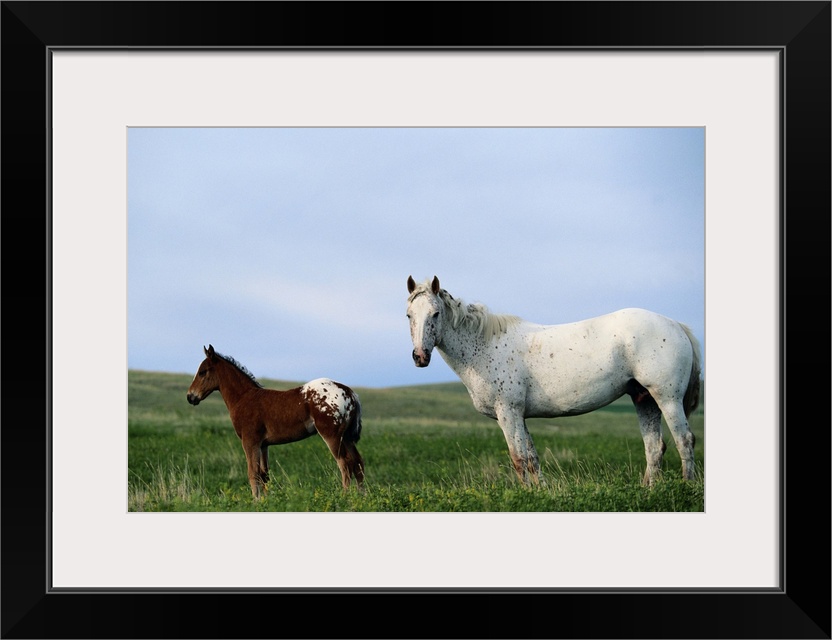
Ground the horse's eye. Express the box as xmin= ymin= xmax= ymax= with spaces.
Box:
xmin=199 ymin=370 xmax=207 ymax=377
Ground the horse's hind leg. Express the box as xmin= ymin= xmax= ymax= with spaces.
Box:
xmin=633 ymin=394 xmax=666 ymax=486
xmin=343 ymin=441 xmax=365 ymax=488
xmin=331 ymin=440 xmax=365 ymax=490
xmin=658 ymin=400 xmax=696 ymax=481
xmin=321 ymin=435 xmax=359 ymax=490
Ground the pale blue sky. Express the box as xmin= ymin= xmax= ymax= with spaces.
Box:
xmin=128 ymin=127 xmax=704 ymax=388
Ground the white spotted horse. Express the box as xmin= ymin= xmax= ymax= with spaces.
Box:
xmin=406 ymin=276 xmax=701 ymax=487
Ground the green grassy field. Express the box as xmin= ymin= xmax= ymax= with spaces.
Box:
xmin=128 ymin=370 xmax=704 ymax=512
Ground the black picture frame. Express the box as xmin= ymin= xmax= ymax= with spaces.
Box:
xmin=2 ymin=2 xmax=829 ymax=638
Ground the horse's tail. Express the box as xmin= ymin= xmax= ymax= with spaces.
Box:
xmin=680 ymin=323 xmax=702 ymax=417
xmin=345 ymin=392 xmax=363 ymax=443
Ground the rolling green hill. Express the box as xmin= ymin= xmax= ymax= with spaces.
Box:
xmin=128 ymin=370 xmax=704 ymax=512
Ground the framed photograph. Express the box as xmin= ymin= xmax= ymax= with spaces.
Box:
xmin=3 ymin=2 xmax=829 ymax=638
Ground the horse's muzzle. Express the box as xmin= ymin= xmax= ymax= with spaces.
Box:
xmin=412 ymin=350 xmax=431 ymax=367
xmin=186 ymin=393 xmax=200 ymax=405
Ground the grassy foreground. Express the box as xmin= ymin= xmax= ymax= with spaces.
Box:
xmin=128 ymin=370 xmax=704 ymax=512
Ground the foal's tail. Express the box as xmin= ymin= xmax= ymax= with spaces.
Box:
xmin=345 ymin=393 xmax=363 ymax=443
xmin=680 ymin=323 xmax=702 ymax=417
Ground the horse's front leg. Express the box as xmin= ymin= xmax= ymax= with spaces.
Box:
xmin=259 ymin=443 xmax=270 ymax=486
xmin=495 ymin=405 xmax=541 ymax=486
xmin=242 ymin=438 xmax=265 ymax=499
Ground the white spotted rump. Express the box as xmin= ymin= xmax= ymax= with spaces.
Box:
xmin=301 ymin=378 xmax=359 ymax=422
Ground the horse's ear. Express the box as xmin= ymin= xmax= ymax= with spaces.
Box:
xmin=407 ymin=275 xmax=416 ymax=293
xmin=205 ymin=344 xmax=215 ymax=358
xmin=431 ymin=276 xmax=440 ymax=294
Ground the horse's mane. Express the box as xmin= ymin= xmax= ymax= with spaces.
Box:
xmin=409 ymin=279 xmax=521 ymax=342
xmin=215 ymin=351 xmax=263 ymax=388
